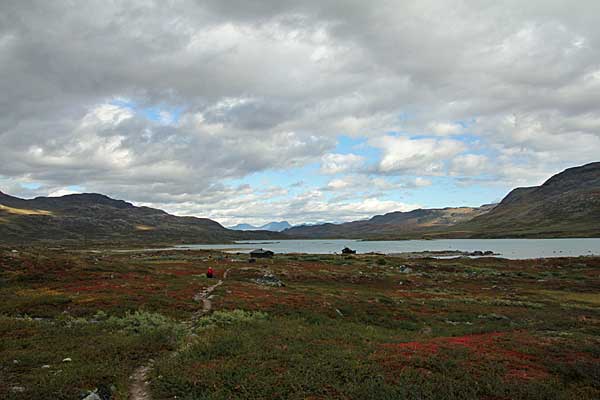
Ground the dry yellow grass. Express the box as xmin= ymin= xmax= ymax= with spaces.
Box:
xmin=16 ymin=288 xmax=64 ymax=297
xmin=0 ymin=204 xmax=53 ymax=216
xmin=536 ymin=289 xmax=600 ymax=305
xmin=135 ymin=224 xmax=156 ymax=231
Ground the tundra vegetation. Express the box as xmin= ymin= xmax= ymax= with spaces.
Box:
xmin=1 ymin=248 xmax=599 ymax=399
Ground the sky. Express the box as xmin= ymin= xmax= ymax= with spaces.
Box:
xmin=1 ymin=1 xmax=599 ymax=226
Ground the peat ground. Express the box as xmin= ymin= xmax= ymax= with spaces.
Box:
xmin=1 ymin=248 xmax=599 ymax=399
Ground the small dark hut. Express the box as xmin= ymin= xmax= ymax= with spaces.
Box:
xmin=250 ymin=248 xmax=274 ymax=258
xmin=341 ymin=247 xmax=356 ymax=255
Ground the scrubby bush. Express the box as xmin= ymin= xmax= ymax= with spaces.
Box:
xmin=106 ymin=310 xmax=186 ymax=340
xmin=195 ymin=309 xmax=268 ymax=330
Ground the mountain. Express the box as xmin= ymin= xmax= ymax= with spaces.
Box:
xmin=229 ymin=221 xmax=292 ymax=232
xmin=0 ymin=191 xmax=281 ymax=245
xmin=2 ymin=162 xmax=598 ymax=244
xmin=229 ymin=223 xmax=258 ymax=231
xmin=261 ymin=221 xmax=293 ymax=231
xmin=453 ymin=162 xmax=600 ymax=237
xmin=285 ymin=162 xmax=600 ymax=239
xmin=284 ymin=205 xmax=495 ymax=239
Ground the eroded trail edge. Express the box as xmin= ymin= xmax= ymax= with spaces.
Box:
xmin=129 ymin=269 xmax=230 ymax=400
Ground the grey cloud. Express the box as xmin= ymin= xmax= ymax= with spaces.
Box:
xmin=1 ymin=0 xmax=599 ymax=220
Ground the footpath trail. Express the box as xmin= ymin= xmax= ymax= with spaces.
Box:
xmin=129 ymin=269 xmax=230 ymax=400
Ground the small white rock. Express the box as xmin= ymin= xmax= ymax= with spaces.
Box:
xmin=62 ymin=357 xmax=72 ymax=362
xmin=82 ymin=393 xmax=102 ymax=400
xmin=41 ymin=364 xmax=51 ymax=369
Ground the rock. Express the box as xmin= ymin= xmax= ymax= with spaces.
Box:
xmin=82 ymin=392 xmax=102 ymax=400
xmin=62 ymin=357 xmax=72 ymax=362
xmin=254 ymin=273 xmax=285 ymax=287
xmin=10 ymin=386 xmax=25 ymax=393
xmin=398 ymin=265 xmax=413 ymax=274
xmin=445 ymin=320 xmax=473 ymax=325
xmin=41 ymin=364 xmax=51 ymax=369
xmin=478 ymin=313 xmax=509 ymax=320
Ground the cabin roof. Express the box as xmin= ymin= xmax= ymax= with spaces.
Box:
xmin=250 ymin=248 xmax=274 ymax=254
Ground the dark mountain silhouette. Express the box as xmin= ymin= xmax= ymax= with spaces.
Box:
xmin=230 ymin=221 xmax=292 ymax=232
xmin=284 ymin=205 xmax=495 ymax=239
xmin=2 ymin=162 xmax=599 ymax=243
xmin=0 ymin=191 xmax=281 ymax=244
xmin=285 ymin=162 xmax=600 ymax=239
xmin=454 ymin=162 xmax=600 ymax=237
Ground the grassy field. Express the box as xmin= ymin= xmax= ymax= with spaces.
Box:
xmin=1 ymin=248 xmax=599 ymax=399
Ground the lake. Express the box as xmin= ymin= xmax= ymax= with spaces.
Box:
xmin=171 ymin=238 xmax=600 ymax=259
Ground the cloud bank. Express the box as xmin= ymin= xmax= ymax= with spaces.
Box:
xmin=1 ymin=1 xmax=599 ymax=225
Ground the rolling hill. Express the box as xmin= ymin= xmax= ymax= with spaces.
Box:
xmin=0 ymin=191 xmax=281 ymax=245
xmin=453 ymin=162 xmax=600 ymax=237
xmin=284 ymin=205 xmax=496 ymax=239
xmin=229 ymin=221 xmax=292 ymax=232
xmin=285 ymin=162 xmax=600 ymax=239
xmin=2 ymin=162 xmax=598 ymax=244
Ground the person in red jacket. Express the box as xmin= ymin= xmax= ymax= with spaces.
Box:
xmin=206 ymin=267 xmax=214 ymax=279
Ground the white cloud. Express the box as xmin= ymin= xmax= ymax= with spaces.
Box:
xmin=153 ymin=185 xmax=420 ymax=226
xmin=370 ymin=136 xmax=466 ymax=174
xmin=48 ymin=188 xmax=78 ymax=197
xmin=320 ymin=153 xmax=365 ymax=174
xmin=428 ymin=122 xmax=463 ymax=136
xmin=84 ymin=104 xmax=134 ymax=126
xmin=325 ymin=178 xmax=353 ymax=190
xmin=450 ymin=154 xmax=490 ymax=176
xmin=1 ymin=0 xmax=600 ymax=220
xmin=413 ymin=177 xmax=432 ymax=188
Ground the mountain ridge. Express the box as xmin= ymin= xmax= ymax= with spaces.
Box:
xmin=229 ymin=221 xmax=292 ymax=232
xmin=453 ymin=162 xmax=600 ymax=237
xmin=284 ymin=162 xmax=600 ymax=239
xmin=283 ymin=205 xmax=496 ymax=239
xmin=2 ymin=162 xmax=599 ymax=243
xmin=0 ymin=192 xmax=281 ymax=245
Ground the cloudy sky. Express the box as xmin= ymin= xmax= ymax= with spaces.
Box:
xmin=1 ymin=1 xmax=599 ymax=226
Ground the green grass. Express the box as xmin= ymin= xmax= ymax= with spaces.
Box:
xmin=1 ymin=248 xmax=599 ymax=399
xmin=151 ymin=316 xmax=594 ymax=400
xmin=0 ymin=313 xmax=184 ymax=399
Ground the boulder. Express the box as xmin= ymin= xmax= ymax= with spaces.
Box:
xmin=82 ymin=393 xmax=102 ymax=400
xmin=254 ymin=273 xmax=285 ymax=287
xmin=398 ymin=265 xmax=413 ymax=274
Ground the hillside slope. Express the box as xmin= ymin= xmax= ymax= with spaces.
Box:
xmin=230 ymin=221 xmax=292 ymax=232
xmin=284 ymin=205 xmax=495 ymax=239
xmin=0 ymin=192 xmax=281 ymax=245
xmin=285 ymin=162 xmax=600 ymax=239
xmin=454 ymin=162 xmax=600 ymax=237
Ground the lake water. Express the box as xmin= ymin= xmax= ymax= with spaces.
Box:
xmin=171 ymin=238 xmax=600 ymax=259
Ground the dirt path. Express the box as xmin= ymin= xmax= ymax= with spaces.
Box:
xmin=193 ymin=278 xmax=225 ymax=319
xmin=129 ymin=363 xmax=153 ymax=400
xmin=129 ymin=269 xmax=230 ymax=400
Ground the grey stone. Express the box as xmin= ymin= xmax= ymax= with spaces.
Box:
xmin=254 ymin=273 xmax=284 ymax=287
xmin=82 ymin=393 xmax=102 ymax=400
